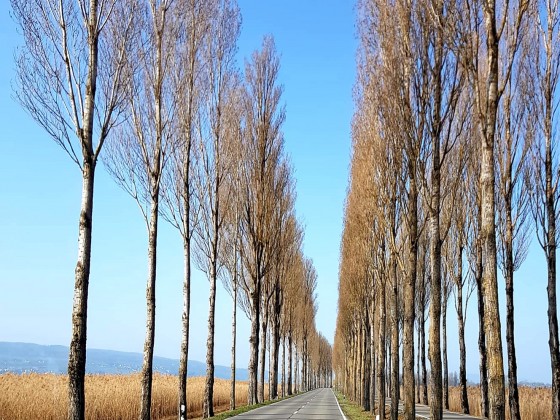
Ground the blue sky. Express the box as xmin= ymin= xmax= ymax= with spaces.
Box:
xmin=0 ymin=0 xmax=554 ymax=385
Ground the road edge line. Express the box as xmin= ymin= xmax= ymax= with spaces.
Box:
xmin=331 ymin=388 xmax=348 ymax=420
xmin=226 ymin=390 xmax=308 ymax=418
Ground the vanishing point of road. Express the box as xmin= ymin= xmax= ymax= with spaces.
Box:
xmin=231 ymin=388 xmax=346 ymax=420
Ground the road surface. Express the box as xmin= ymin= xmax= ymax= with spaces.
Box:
xmin=231 ymin=390 xmax=483 ymax=419
xmin=231 ymin=388 xmax=346 ymax=419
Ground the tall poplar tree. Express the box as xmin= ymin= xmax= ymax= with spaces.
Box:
xmin=12 ymin=0 xmax=133 ymax=417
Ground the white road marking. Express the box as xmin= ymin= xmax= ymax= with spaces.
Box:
xmin=331 ymin=388 xmax=348 ymax=420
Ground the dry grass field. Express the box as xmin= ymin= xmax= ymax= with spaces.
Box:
xmin=0 ymin=373 xmax=262 ymax=419
xmin=448 ymin=385 xmax=551 ymax=420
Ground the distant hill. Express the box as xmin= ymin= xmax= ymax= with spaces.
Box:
xmin=0 ymin=342 xmax=254 ymax=380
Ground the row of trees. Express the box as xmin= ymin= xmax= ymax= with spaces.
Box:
xmin=334 ymin=1 xmax=559 ymax=420
xmin=11 ymin=0 xmax=332 ymax=419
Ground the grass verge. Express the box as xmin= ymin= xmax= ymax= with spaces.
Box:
xmin=334 ymin=391 xmax=373 ymax=420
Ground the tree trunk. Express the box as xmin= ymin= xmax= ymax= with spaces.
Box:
xmin=268 ymin=325 xmax=272 ymax=399
xmin=420 ymin=307 xmax=428 ymax=405
xmin=428 ymin=176 xmax=443 ymax=420
xmin=67 ymin=4 xmax=99 ymax=416
xmin=476 ymin=270 xmax=489 ymax=417
xmin=386 ymin=343 xmax=390 ymax=398
xmin=371 ymin=325 xmax=376 ymax=411
xmin=417 ymin=326 xmax=421 ymax=403
xmin=307 ymin=346 xmax=311 ymax=391
xmin=178 ymin=12 xmax=196 ymax=418
xmin=442 ymin=282 xmax=449 ymax=410
xmin=68 ymin=160 xmax=96 ymax=420
xmin=303 ymin=344 xmax=306 ymax=393
xmin=202 ymin=256 xmax=217 ymax=418
xmin=270 ymin=323 xmax=279 ymax=399
xmin=545 ymin=95 xmax=560 ymax=420
xmin=362 ymin=310 xmax=370 ymax=411
xmin=547 ymin=230 xmax=560 ymax=420
xmin=270 ymin=287 xmax=281 ymax=400
xmin=377 ymin=284 xmax=387 ymax=420
xmin=475 ymin=223 xmax=489 ymax=417
xmin=352 ymin=333 xmax=359 ymax=402
xmin=428 ymin=41 xmax=444 ymax=416
xmin=391 ymin=254 xmax=400 ymax=420
xmin=304 ymin=338 xmax=308 ymax=392
xmin=481 ymin=4 xmax=506 ymax=419
xmin=178 ymin=236 xmax=191 ymax=420
xmin=281 ymin=336 xmax=285 ymax=397
xmin=481 ymin=131 xmax=506 ymax=420
xmin=230 ymin=279 xmax=237 ymax=410
xmin=456 ymin=247 xmax=469 ymax=414
xmin=140 ymin=194 xmax=160 ymax=420
xmin=288 ymin=333 xmax=293 ymax=395
xmin=294 ymin=344 xmax=299 ymax=394
xmin=203 ymin=165 xmax=221 ymax=419
xmin=403 ymin=166 xmax=418 ymax=420
xmin=370 ymin=304 xmax=376 ymax=414
xmin=259 ymin=306 xmax=268 ymax=401
xmin=248 ymin=287 xmax=260 ymax=405
xmin=387 ymin=329 xmax=391 ymax=398
xmin=504 ymin=224 xmax=519 ymax=420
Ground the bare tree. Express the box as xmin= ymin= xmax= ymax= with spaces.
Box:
xmin=228 ymin=218 xmax=240 ymax=411
xmin=528 ymin=1 xmax=560 ymax=418
xmin=258 ymin=267 xmax=273 ymax=401
xmin=191 ymin=3 xmax=241 ymax=416
xmin=440 ymin=247 xmax=454 ymax=410
xmin=218 ymin=97 xmax=244 ymax=411
xmin=416 ymin=2 xmax=465 ymax=416
xmin=102 ymin=1 xmax=181 ymax=417
xmin=237 ymin=36 xmax=286 ymax=405
xmin=464 ymin=143 xmax=489 ymax=416
xmin=448 ymin=195 xmax=475 ymax=414
xmin=495 ymin=43 xmax=533 ymax=420
xmin=374 ymin=241 xmax=387 ymax=420
xmin=416 ymin=236 xmax=429 ymax=406
xmin=249 ymin=151 xmax=297 ymax=405
xmin=282 ymin=252 xmax=304 ymax=397
xmin=269 ymin=205 xmax=301 ymax=400
xmin=11 ymin=0 xmax=133 ymax=417
xmin=361 ymin=1 xmax=425 ymax=416
xmin=458 ymin=0 xmax=528 ymax=417
xmin=158 ymin=0 xmax=212 ymax=417
xmin=300 ymin=258 xmax=318 ymax=392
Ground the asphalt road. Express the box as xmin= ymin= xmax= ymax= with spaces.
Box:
xmin=230 ymin=391 xmax=482 ymax=420
xmin=231 ymin=388 xmax=346 ymax=420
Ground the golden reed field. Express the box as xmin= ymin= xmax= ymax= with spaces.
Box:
xmin=1 ymin=374 xmax=552 ymax=419
xmin=447 ymin=386 xmax=551 ymax=420
xmin=0 ymin=373 xmax=264 ymax=419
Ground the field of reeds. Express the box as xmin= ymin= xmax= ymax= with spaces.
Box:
xmin=447 ymin=385 xmax=551 ymax=420
xmin=0 ymin=373 xmax=264 ymax=420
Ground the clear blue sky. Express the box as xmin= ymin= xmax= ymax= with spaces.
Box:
xmin=0 ymin=0 xmax=554 ymax=385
